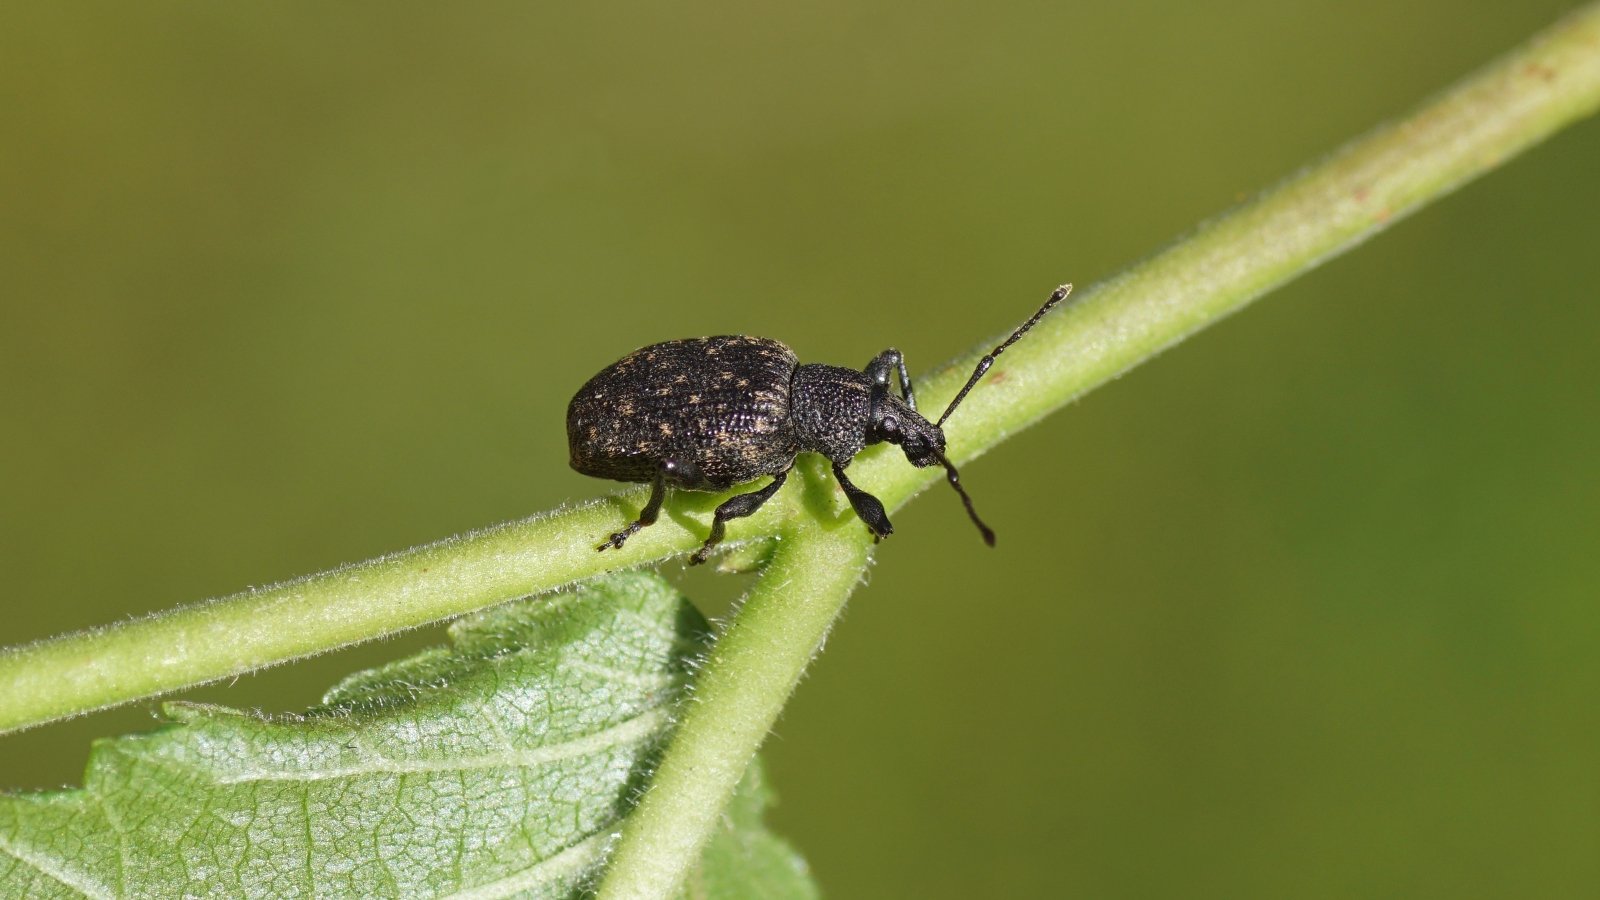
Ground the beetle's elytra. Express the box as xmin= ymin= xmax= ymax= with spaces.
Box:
xmin=567 ymin=283 xmax=1072 ymax=564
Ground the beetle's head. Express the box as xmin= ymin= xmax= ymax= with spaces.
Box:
xmin=868 ymin=394 xmax=993 ymax=545
xmin=862 ymin=282 xmax=1074 ymax=547
xmin=870 ymin=394 xmax=946 ymax=468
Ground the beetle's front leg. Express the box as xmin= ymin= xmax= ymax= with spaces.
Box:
xmin=832 ymin=461 xmax=893 ymax=541
xmin=864 ymin=348 xmax=916 ymax=411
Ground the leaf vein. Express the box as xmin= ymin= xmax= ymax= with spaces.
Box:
xmin=209 ymin=707 xmax=670 ymax=784
xmin=0 ymin=833 xmax=113 ymax=899
xmin=440 ymin=830 xmax=612 ymax=900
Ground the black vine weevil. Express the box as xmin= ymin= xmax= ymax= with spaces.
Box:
xmin=567 ymin=283 xmax=1072 ymax=564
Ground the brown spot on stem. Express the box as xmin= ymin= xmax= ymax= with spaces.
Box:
xmin=1523 ymin=62 xmax=1558 ymax=82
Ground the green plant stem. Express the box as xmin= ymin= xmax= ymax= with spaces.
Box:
xmin=2 ymin=4 xmax=1598 ymax=742
xmin=854 ymin=0 xmax=1600 ymax=507
xmin=598 ymin=474 xmax=871 ymax=899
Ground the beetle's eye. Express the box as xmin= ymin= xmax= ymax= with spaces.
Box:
xmin=880 ymin=417 xmax=899 ymax=436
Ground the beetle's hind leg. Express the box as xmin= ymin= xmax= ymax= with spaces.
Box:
xmin=689 ymin=463 xmax=794 ymax=566
xmin=597 ymin=466 xmax=669 ymax=552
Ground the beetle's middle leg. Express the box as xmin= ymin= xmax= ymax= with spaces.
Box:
xmin=689 ymin=462 xmax=794 ymax=565
xmin=597 ymin=465 xmax=669 ymax=552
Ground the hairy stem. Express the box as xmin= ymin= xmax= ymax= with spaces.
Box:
xmin=2 ymin=4 xmax=1598 ymax=745
xmin=599 ymin=466 xmax=871 ymax=898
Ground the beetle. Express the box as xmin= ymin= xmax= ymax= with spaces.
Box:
xmin=567 ymin=283 xmax=1071 ymax=564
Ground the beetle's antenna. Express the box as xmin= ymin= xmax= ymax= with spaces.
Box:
xmin=935 ymin=450 xmax=995 ymax=546
xmin=936 ymin=283 xmax=1072 ymax=428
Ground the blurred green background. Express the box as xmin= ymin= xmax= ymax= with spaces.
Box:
xmin=4 ymin=2 xmax=1598 ymax=896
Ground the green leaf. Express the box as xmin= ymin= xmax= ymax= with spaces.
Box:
xmin=0 ymin=573 xmax=815 ymax=899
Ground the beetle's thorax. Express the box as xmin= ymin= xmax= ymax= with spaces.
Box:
xmin=790 ymin=363 xmax=872 ymax=461
xmin=789 ymin=362 xmax=945 ymax=466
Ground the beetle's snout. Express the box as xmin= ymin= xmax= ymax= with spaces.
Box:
xmin=899 ymin=426 xmax=947 ymax=469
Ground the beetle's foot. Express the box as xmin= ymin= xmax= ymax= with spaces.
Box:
xmin=596 ymin=527 xmax=637 ymax=552
xmin=868 ymin=519 xmax=893 ymax=543
xmin=688 ymin=542 xmax=716 ymax=566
